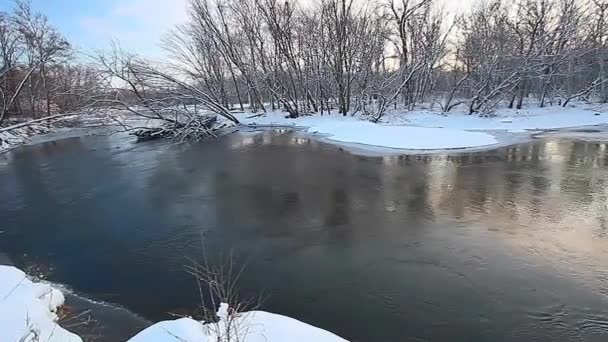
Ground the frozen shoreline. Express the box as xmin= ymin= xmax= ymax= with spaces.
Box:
xmin=2 ymin=104 xmax=608 ymax=157
xmin=233 ymin=103 xmax=608 ymax=154
xmin=0 ymin=265 xmax=348 ymax=342
xmin=0 ymin=265 xmax=82 ymax=342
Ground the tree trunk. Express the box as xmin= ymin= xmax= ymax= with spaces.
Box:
xmin=600 ymin=47 xmax=607 ymax=103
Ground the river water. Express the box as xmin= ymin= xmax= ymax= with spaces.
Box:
xmin=1 ymin=130 xmax=607 ymax=341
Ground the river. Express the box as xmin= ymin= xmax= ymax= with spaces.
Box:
xmin=1 ymin=130 xmax=607 ymax=341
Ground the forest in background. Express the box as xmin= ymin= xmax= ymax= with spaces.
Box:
xmin=1 ymin=0 xmax=607 ymax=131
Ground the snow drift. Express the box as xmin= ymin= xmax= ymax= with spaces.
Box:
xmin=240 ymin=112 xmax=498 ymax=149
xmin=129 ymin=303 xmax=348 ymax=342
xmin=236 ymin=104 xmax=608 ymax=151
xmin=0 ymin=266 xmax=348 ymax=342
xmin=0 ymin=266 xmax=82 ymax=342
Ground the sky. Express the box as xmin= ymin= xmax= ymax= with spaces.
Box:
xmin=0 ymin=0 xmax=471 ymax=58
xmin=0 ymin=0 xmax=189 ymax=57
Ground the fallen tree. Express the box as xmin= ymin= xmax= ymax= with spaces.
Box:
xmin=93 ymin=45 xmax=241 ymax=142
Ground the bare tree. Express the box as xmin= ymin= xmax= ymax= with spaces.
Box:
xmin=0 ymin=9 xmax=25 ymax=124
xmin=1 ymin=0 xmax=92 ymax=127
xmin=13 ymin=0 xmax=71 ymax=118
xmin=94 ymin=44 xmax=240 ymax=141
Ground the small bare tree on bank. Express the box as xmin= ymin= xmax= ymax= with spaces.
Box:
xmin=182 ymin=239 xmax=262 ymax=342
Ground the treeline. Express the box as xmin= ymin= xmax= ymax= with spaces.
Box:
xmin=162 ymin=0 xmax=607 ymax=120
xmin=2 ymin=0 xmax=608 ymax=129
xmin=0 ymin=1 xmax=99 ymax=125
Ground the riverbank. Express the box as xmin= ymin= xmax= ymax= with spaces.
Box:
xmin=0 ymin=265 xmax=82 ymax=342
xmin=2 ymin=103 xmax=607 ymax=156
xmin=234 ymin=103 xmax=608 ymax=153
xmin=0 ymin=114 xmax=104 ymax=155
xmin=0 ymin=124 xmax=53 ymax=154
xmin=0 ymin=265 xmax=348 ymax=342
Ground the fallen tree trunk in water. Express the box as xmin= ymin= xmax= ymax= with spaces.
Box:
xmin=130 ymin=115 xmax=219 ymax=142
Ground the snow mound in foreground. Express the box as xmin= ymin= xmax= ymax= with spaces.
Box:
xmin=0 ymin=266 xmax=82 ymax=342
xmin=129 ymin=303 xmax=348 ymax=342
xmin=0 ymin=266 xmax=347 ymax=342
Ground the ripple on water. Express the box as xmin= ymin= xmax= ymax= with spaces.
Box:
xmin=573 ymin=311 xmax=608 ymax=337
xmin=2 ymin=131 xmax=608 ymax=342
xmin=526 ymin=305 xmax=608 ymax=341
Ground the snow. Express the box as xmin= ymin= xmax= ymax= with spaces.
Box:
xmin=129 ymin=303 xmax=348 ymax=342
xmin=234 ymin=104 xmax=608 ymax=151
xmin=0 ymin=124 xmax=52 ymax=154
xmin=238 ymin=112 xmax=498 ymax=149
xmin=384 ymin=105 xmax=608 ymax=133
xmin=0 ymin=266 xmax=347 ymax=342
xmin=0 ymin=131 xmax=26 ymax=153
xmin=309 ymin=120 xmax=498 ymax=149
xmin=0 ymin=265 xmax=82 ymax=342
xmin=3 ymin=104 xmax=606 ymax=154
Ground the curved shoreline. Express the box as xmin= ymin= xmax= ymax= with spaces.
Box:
xmin=0 ymin=264 xmax=349 ymax=342
xmin=232 ymin=107 xmax=608 ymax=156
xmin=2 ymin=104 xmax=608 ymax=157
xmin=240 ymin=123 xmax=608 ymax=157
xmin=4 ymin=122 xmax=608 ymax=159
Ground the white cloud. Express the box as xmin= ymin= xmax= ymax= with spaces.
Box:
xmin=79 ymin=0 xmax=189 ymax=57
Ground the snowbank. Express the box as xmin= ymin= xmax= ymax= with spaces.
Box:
xmin=0 ymin=266 xmax=347 ymax=342
xmin=385 ymin=105 xmax=608 ymax=133
xmin=235 ymin=104 xmax=608 ymax=150
xmin=239 ymin=112 xmax=498 ymax=149
xmin=0 ymin=130 xmax=28 ymax=153
xmin=307 ymin=120 xmax=498 ymax=149
xmin=0 ymin=266 xmax=82 ymax=342
xmin=129 ymin=303 xmax=348 ymax=342
xmin=0 ymin=125 xmax=52 ymax=154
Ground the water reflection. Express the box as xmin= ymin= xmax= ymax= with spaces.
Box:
xmin=1 ymin=131 xmax=608 ymax=341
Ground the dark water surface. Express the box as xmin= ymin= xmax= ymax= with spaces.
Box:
xmin=1 ymin=131 xmax=608 ymax=341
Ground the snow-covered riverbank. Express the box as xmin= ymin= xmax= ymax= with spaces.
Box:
xmin=243 ymin=114 xmax=499 ymax=149
xmin=129 ymin=304 xmax=348 ymax=342
xmin=235 ymin=103 xmax=608 ymax=151
xmin=0 ymin=125 xmax=52 ymax=154
xmin=3 ymin=104 xmax=608 ymax=156
xmin=0 ymin=266 xmax=82 ymax=342
xmin=0 ymin=265 xmax=348 ymax=342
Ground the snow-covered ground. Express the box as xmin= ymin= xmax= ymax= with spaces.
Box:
xmin=240 ymin=113 xmax=498 ymax=149
xmin=0 ymin=266 xmax=348 ymax=342
xmin=0 ymin=113 xmax=105 ymax=154
xmin=0 ymin=104 xmax=606 ymax=156
xmin=238 ymin=112 xmax=497 ymax=149
xmin=0 ymin=125 xmax=52 ymax=154
xmin=389 ymin=105 xmax=608 ymax=133
xmin=0 ymin=266 xmax=82 ymax=342
xmin=3 ymin=104 xmax=607 ymax=155
xmin=235 ymin=103 xmax=608 ymax=151
xmin=130 ymin=303 xmax=347 ymax=342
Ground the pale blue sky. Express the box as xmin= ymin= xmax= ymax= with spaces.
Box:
xmin=0 ymin=0 xmax=189 ymax=57
xmin=0 ymin=0 xmax=469 ymax=58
